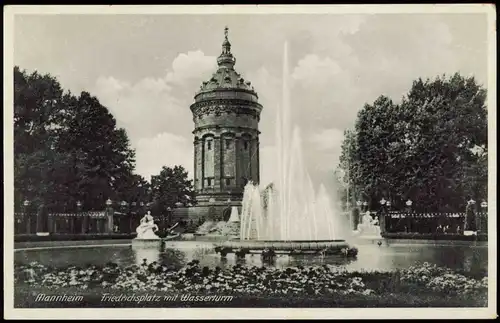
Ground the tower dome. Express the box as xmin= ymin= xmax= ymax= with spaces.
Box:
xmin=190 ymin=26 xmax=263 ymax=213
xmin=193 ymin=26 xmax=259 ymax=104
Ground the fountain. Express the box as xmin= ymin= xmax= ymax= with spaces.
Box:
xmin=354 ymin=211 xmax=382 ymax=238
xmin=214 ymin=42 xmax=357 ymax=258
xmin=131 ymin=211 xmax=162 ymax=248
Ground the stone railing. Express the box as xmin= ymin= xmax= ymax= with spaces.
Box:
xmin=380 ymin=211 xmax=488 ymax=235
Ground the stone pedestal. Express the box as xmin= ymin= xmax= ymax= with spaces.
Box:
xmin=131 ymin=238 xmax=163 ymax=249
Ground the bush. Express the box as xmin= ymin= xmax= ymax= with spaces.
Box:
xmin=14 ymin=260 xmax=487 ymax=300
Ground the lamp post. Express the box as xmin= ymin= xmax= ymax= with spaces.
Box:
xmin=105 ymin=199 xmax=115 ymax=234
xmin=405 ymin=199 xmax=412 ymax=211
xmin=75 ymin=201 xmax=82 ymax=235
xmin=465 ymin=198 xmax=477 ymax=233
xmin=23 ymin=199 xmax=30 ymax=234
xmin=467 ymin=198 xmax=476 ymax=211
xmin=378 ymin=198 xmax=387 ymax=235
xmin=166 ymin=206 xmax=172 ymax=228
xmin=479 ymin=200 xmax=487 ymax=233
xmin=354 ymin=200 xmax=362 ymax=227
xmin=35 ymin=200 xmax=47 ymax=235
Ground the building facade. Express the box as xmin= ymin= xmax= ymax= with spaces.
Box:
xmin=189 ymin=27 xmax=262 ymax=219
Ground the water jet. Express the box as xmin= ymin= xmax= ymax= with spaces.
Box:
xmin=214 ymin=41 xmax=357 ymax=258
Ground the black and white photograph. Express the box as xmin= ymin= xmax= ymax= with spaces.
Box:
xmin=4 ymin=4 xmax=496 ymax=319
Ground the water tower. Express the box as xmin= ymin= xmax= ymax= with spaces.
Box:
xmin=190 ymin=27 xmax=263 ymax=220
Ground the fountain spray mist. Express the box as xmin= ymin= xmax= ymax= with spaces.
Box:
xmin=239 ymin=41 xmax=344 ymax=241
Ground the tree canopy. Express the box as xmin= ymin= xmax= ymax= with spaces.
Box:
xmin=150 ymin=165 xmax=196 ymax=216
xmin=337 ymin=73 xmax=488 ymax=212
xmin=14 ymin=67 xmax=144 ymax=211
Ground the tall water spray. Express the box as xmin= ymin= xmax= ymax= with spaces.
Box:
xmin=239 ymin=42 xmax=342 ymax=241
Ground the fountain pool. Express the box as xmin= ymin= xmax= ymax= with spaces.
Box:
xmin=14 ymin=239 xmax=487 ymax=275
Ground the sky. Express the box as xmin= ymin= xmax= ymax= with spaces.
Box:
xmin=13 ymin=11 xmax=490 ymax=191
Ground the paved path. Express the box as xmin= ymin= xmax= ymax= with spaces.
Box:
xmin=14 ymin=239 xmax=132 ymax=251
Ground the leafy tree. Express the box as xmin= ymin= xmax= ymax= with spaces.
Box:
xmin=150 ymin=165 xmax=196 ymax=216
xmin=14 ymin=67 xmax=68 ymax=209
xmin=14 ymin=67 xmax=137 ymax=212
xmin=56 ymin=91 xmax=136 ymax=210
xmin=114 ymin=173 xmax=151 ymax=205
xmin=337 ymin=129 xmax=361 ymax=209
xmin=13 ymin=66 xmax=65 ymax=155
xmin=337 ymin=73 xmax=487 ymax=212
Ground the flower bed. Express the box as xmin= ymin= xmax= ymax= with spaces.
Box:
xmin=14 ymin=261 xmax=488 ymax=307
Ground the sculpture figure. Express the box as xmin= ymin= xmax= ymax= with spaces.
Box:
xmin=136 ymin=211 xmax=160 ymax=239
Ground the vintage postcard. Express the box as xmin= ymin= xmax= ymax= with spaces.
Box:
xmin=4 ymin=4 xmax=497 ymax=320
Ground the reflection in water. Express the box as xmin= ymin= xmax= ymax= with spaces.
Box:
xmin=14 ymin=241 xmax=488 ymax=275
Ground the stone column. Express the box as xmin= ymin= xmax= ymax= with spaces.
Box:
xmin=256 ymin=140 xmax=260 ymax=184
xmin=106 ymin=202 xmax=115 ymax=234
xmin=479 ymin=201 xmax=487 ymax=233
xmin=35 ymin=203 xmax=46 ymax=234
xmin=23 ymin=200 xmax=31 ymax=234
xmin=47 ymin=211 xmax=54 ymax=234
xmin=234 ymin=135 xmax=242 ymax=188
xmin=465 ymin=201 xmax=477 ymax=232
xmin=71 ymin=201 xmax=83 ymax=233
xmin=81 ymin=213 xmax=88 ymax=234
xmin=251 ymin=137 xmax=259 ymax=184
xmin=194 ymin=138 xmax=203 ymax=191
xmin=213 ymin=136 xmax=222 ymax=191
